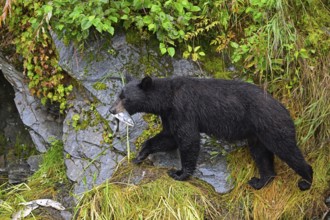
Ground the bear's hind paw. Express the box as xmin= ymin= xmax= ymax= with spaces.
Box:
xmin=298 ymin=179 xmax=311 ymax=191
xmin=248 ymin=176 xmax=274 ymax=190
xmin=168 ymin=169 xmax=191 ymax=181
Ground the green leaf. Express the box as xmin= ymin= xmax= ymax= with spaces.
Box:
xmin=199 ymin=52 xmax=205 ymax=56
xmin=230 ymin=42 xmax=239 ymax=48
xmin=47 ymin=92 xmax=53 ymax=99
xmin=60 ymin=102 xmax=66 ymax=110
xmin=190 ymin=6 xmax=200 ymax=12
xmin=107 ymin=26 xmax=115 ymax=35
xmin=41 ymin=97 xmax=47 ymax=106
xmin=188 ymin=45 xmax=192 ymax=52
xmin=148 ymin=23 xmax=156 ymax=31
xmin=194 ymin=46 xmax=201 ymax=52
xmin=88 ymin=15 xmax=96 ymax=21
xmin=57 ymin=85 xmax=65 ymax=94
xmin=43 ymin=5 xmax=53 ymax=13
xmin=143 ymin=16 xmax=153 ymax=24
xmin=151 ymin=5 xmax=161 ymax=13
xmin=56 ymin=24 xmax=65 ymax=31
xmin=167 ymin=47 xmax=175 ymax=57
xmin=159 ymin=43 xmax=167 ymax=55
xmin=109 ymin=16 xmax=118 ymax=23
xmin=183 ymin=51 xmax=190 ymax=59
xmin=174 ymin=3 xmax=183 ymax=14
xmin=121 ymin=14 xmax=128 ymax=20
xmin=122 ymin=7 xmax=130 ymax=14
xmin=81 ymin=18 xmax=93 ymax=30
xmin=299 ymin=49 xmax=309 ymax=59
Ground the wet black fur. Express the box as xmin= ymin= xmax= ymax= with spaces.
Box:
xmin=110 ymin=76 xmax=313 ymax=190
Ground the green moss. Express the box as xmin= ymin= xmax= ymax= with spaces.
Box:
xmin=125 ymin=28 xmax=143 ymax=46
xmin=92 ymin=82 xmax=108 ymax=91
xmin=135 ymin=114 xmax=162 ymax=151
xmin=202 ymin=56 xmax=232 ymax=79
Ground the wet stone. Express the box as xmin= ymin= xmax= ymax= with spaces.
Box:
xmin=8 ymin=161 xmax=32 ymax=184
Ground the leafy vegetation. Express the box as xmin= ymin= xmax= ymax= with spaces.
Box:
xmin=0 ymin=0 xmax=329 ymax=219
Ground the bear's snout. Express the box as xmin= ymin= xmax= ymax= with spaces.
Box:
xmin=110 ymin=99 xmax=125 ymax=114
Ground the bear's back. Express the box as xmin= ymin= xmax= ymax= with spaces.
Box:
xmin=166 ymin=77 xmax=292 ymax=140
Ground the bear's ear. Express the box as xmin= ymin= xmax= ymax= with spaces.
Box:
xmin=124 ymin=74 xmax=135 ymax=84
xmin=139 ymin=76 xmax=153 ymax=90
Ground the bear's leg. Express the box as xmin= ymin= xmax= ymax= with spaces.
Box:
xmin=273 ymin=146 xmax=313 ymax=191
xmin=132 ymin=132 xmax=177 ymax=164
xmin=248 ymin=138 xmax=276 ymax=190
xmin=168 ymin=127 xmax=200 ymax=181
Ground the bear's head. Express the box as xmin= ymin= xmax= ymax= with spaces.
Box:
xmin=110 ymin=76 xmax=156 ymax=115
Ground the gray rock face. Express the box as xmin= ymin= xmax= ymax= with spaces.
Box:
xmin=63 ymin=99 xmax=125 ymax=194
xmin=0 ymin=53 xmax=63 ymax=153
xmin=27 ymin=155 xmax=43 ymax=172
xmin=52 ymin=31 xmax=235 ymax=194
xmin=149 ymin=135 xmax=240 ymax=193
xmin=7 ymin=160 xmax=31 ymax=184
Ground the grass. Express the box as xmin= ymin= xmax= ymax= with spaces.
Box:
xmin=73 ymin=140 xmax=329 ymax=220
xmin=222 ymin=147 xmax=329 ymax=219
xmin=74 ymin=164 xmax=223 ymax=220
xmin=0 ymin=139 xmax=69 ymax=219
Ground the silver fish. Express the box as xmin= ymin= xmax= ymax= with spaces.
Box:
xmin=111 ymin=110 xmax=134 ymax=127
xmin=12 ymin=203 xmax=38 ymax=220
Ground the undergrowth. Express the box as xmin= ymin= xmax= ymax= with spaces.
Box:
xmin=0 ymin=139 xmax=69 ymax=219
xmin=74 ymin=164 xmax=223 ymax=220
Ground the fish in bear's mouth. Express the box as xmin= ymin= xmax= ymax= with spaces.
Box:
xmin=111 ymin=110 xmax=135 ymax=127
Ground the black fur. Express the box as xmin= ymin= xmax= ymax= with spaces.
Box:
xmin=110 ymin=76 xmax=313 ymax=190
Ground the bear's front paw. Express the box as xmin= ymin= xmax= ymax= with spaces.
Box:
xmin=167 ymin=169 xmax=191 ymax=181
xmin=248 ymin=176 xmax=274 ymax=190
xmin=132 ymin=151 xmax=149 ymax=165
xmin=298 ymin=179 xmax=311 ymax=191
xmin=132 ymin=157 xmax=143 ymax=164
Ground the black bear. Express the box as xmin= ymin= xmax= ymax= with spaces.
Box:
xmin=110 ymin=76 xmax=313 ymax=190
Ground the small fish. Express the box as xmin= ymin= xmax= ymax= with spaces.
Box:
xmin=12 ymin=203 xmax=38 ymax=220
xmin=19 ymin=199 xmax=65 ymax=210
xmin=111 ymin=111 xmax=135 ymax=127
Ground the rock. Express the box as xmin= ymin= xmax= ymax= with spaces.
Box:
xmin=0 ymin=53 xmax=63 ymax=152
xmin=149 ymin=135 xmax=241 ymax=194
xmin=27 ymin=155 xmax=43 ymax=172
xmin=60 ymin=211 xmax=72 ymax=220
xmin=62 ymin=98 xmax=126 ymax=194
xmin=8 ymin=160 xmax=31 ymax=184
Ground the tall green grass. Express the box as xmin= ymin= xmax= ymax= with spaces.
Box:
xmin=74 ymin=165 xmax=222 ymax=220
